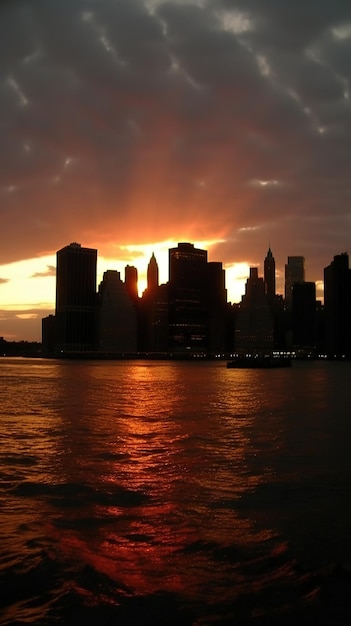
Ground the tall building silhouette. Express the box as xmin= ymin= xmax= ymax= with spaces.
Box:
xmin=206 ymin=261 xmax=227 ymax=353
xmin=98 ymin=270 xmax=137 ymax=353
xmin=168 ymin=243 xmax=208 ymax=351
xmin=139 ymin=253 xmax=167 ymax=352
xmin=125 ymin=265 xmax=138 ymax=302
xmin=147 ymin=252 xmax=159 ymax=293
xmin=324 ymin=253 xmax=351 ymax=357
xmin=285 ymin=256 xmax=305 ymax=307
xmin=264 ymin=246 xmax=276 ymax=302
xmin=55 ymin=242 xmax=97 ymax=352
xmin=235 ymin=267 xmax=273 ymax=353
xmin=291 ymin=281 xmax=316 ymax=349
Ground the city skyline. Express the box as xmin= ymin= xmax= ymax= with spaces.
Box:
xmin=1 ymin=237 xmax=344 ymax=344
xmin=1 ymin=0 xmax=351 ymax=341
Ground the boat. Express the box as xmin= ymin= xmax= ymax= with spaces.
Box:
xmin=227 ymin=354 xmax=292 ymax=369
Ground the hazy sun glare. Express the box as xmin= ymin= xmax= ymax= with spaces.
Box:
xmin=99 ymin=238 xmax=240 ymax=299
xmin=224 ymin=262 xmax=249 ymax=303
xmin=0 ymin=256 xmax=56 ymax=310
xmin=0 ymin=241 xmax=247 ymax=319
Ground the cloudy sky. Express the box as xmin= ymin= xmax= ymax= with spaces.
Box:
xmin=1 ymin=0 xmax=351 ymax=341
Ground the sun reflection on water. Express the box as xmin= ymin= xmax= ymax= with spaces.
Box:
xmin=2 ymin=358 xmax=343 ymax=622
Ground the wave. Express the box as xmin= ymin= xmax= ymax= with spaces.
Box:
xmin=5 ymin=480 xmax=149 ymax=508
xmin=2 ymin=556 xmax=351 ymax=625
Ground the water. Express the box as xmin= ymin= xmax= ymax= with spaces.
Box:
xmin=1 ymin=357 xmax=351 ymax=625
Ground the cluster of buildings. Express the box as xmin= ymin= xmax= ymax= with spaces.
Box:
xmin=41 ymin=241 xmax=351 ymax=359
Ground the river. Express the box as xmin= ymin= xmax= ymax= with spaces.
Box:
xmin=1 ymin=357 xmax=351 ymax=625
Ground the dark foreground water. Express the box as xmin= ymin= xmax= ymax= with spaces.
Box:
xmin=1 ymin=357 xmax=351 ymax=625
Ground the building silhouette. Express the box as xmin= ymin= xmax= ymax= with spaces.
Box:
xmin=168 ymin=243 xmax=209 ymax=352
xmin=264 ymin=246 xmax=276 ymax=303
xmin=324 ymin=253 xmax=351 ymax=357
xmin=40 ymin=239 xmax=351 ymax=360
xmin=55 ymin=242 xmax=97 ymax=352
xmin=291 ymin=281 xmax=316 ymax=349
xmin=98 ymin=270 xmax=137 ymax=353
xmin=125 ymin=265 xmax=139 ymax=302
xmin=147 ymin=252 xmax=159 ymax=293
xmin=206 ymin=261 xmax=227 ymax=353
xmin=139 ymin=253 xmax=168 ymax=353
xmin=285 ymin=256 xmax=305 ymax=308
xmin=235 ymin=267 xmax=274 ymax=353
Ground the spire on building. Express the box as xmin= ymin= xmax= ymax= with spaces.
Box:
xmin=264 ymin=245 xmax=276 ymax=302
xmin=147 ymin=252 xmax=159 ymax=292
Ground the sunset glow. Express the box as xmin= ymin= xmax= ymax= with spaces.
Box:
xmin=0 ymin=239 xmax=250 ymax=341
xmin=1 ymin=0 xmax=350 ymax=341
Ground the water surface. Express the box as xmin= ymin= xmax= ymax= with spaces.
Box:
xmin=1 ymin=358 xmax=351 ymax=624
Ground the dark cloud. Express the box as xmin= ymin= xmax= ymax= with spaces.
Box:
xmin=0 ymin=0 xmax=350 ymax=294
xmin=31 ymin=265 xmax=56 ymax=278
xmin=0 ymin=278 xmax=10 ymax=285
xmin=0 ymin=307 xmax=52 ymax=342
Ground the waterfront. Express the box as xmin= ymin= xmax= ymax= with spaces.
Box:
xmin=1 ymin=357 xmax=351 ymax=625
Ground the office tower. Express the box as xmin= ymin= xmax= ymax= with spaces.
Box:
xmin=147 ymin=252 xmax=159 ymax=292
xmin=168 ymin=242 xmax=208 ymax=351
xmin=125 ymin=265 xmax=138 ymax=301
xmin=324 ymin=253 xmax=351 ymax=357
xmin=291 ymin=282 xmax=316 ymax=348
xmin=207 ymin=262 xmax=227 ymax=306
xmin=55 ymin=242 xmax=97 ymax=352
xmin=169 ymin=242 xmax=208 ymax=283
xmin=285 ymin=256 xmax=305 ymax=307
xmin=235 ymin=267 xmax=274 ymax=352
xmin=139 ymin=252 xmax=168 ymax=352
xmin=206 ymin=261 xmax=227 ymax=353
xmin=139 ymin=282 xmax=169 ymax=353
xmin=264 ymin=246 xmax=276 ymax=302
xmin=41 ymin=314 xmax=56 ymax=357
xmin=98 ymin=270 xmax=137 ymax=353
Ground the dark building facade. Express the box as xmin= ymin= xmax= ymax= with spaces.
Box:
xmin=264 ymin=246 xmax=276 ymax=303
xmin=235 ymin=267 xmax=274 ymax=353
xmin=147 ymin=253 xmax=159 ymax=293
xmin=55 ymin=242 xmax=97 ymax=352
xmin=139 ymin=253 xmax=168 ymax=353
xmin=291 ymin=281 xmax=316 ymax=349
xmin=124 ymin=265 xmax=139 ymax=302
xmin=206 ymin=261 xmax=227 ymax=353
xmin=324 ymin=253 xmax=351 ymax=357
xmin=168 ymin=243 xmax=209 ymax=352
xmin=98 ymin=270 xmax=137 ymax=353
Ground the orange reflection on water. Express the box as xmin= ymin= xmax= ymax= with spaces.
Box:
xmin=3 ymin=358 xmax=350 ymax=623
xmin=42 ymin=362 xmax=278 ymax=602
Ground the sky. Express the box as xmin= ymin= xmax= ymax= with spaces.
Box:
xmin=1 ymin=0 xmax=351 ymax=342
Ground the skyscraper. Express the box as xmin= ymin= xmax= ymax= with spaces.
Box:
xmin=98 ymin=270 xmax=137 ymax=353
xmin=147 ymin=252 xmax=159 ymax=293
xmin=285 ymin=256 xmax=305 ymax=307
xmin=206 ymin=261 xmax=227 ymax=353
xmin=168 ymin=243 xmax=208 ymax=351
xmin=125 ymin=265 xmax=138 ymax=302
xmin=264 ymin=246 xmax=276 ymax=302
xmin=324 ymin=253 xmax=351 ymax=357
xmin=55 ymin=242 xmax=97 ymax=352
xmin=291 ymin=281 xmax=316 ymax=348
xmin=235 ymin=267 xmax=274 ymax=352
xmin=169 ymin=242 xmax=208 ymax=284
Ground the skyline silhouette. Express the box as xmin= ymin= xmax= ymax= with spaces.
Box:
xmin=35 ymin=240 xmax=351 ymax=359
xmin=1 ymin=234 xmax=349 ymax=344
xmin=1 ymin=0 xmax=351 ymax=341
